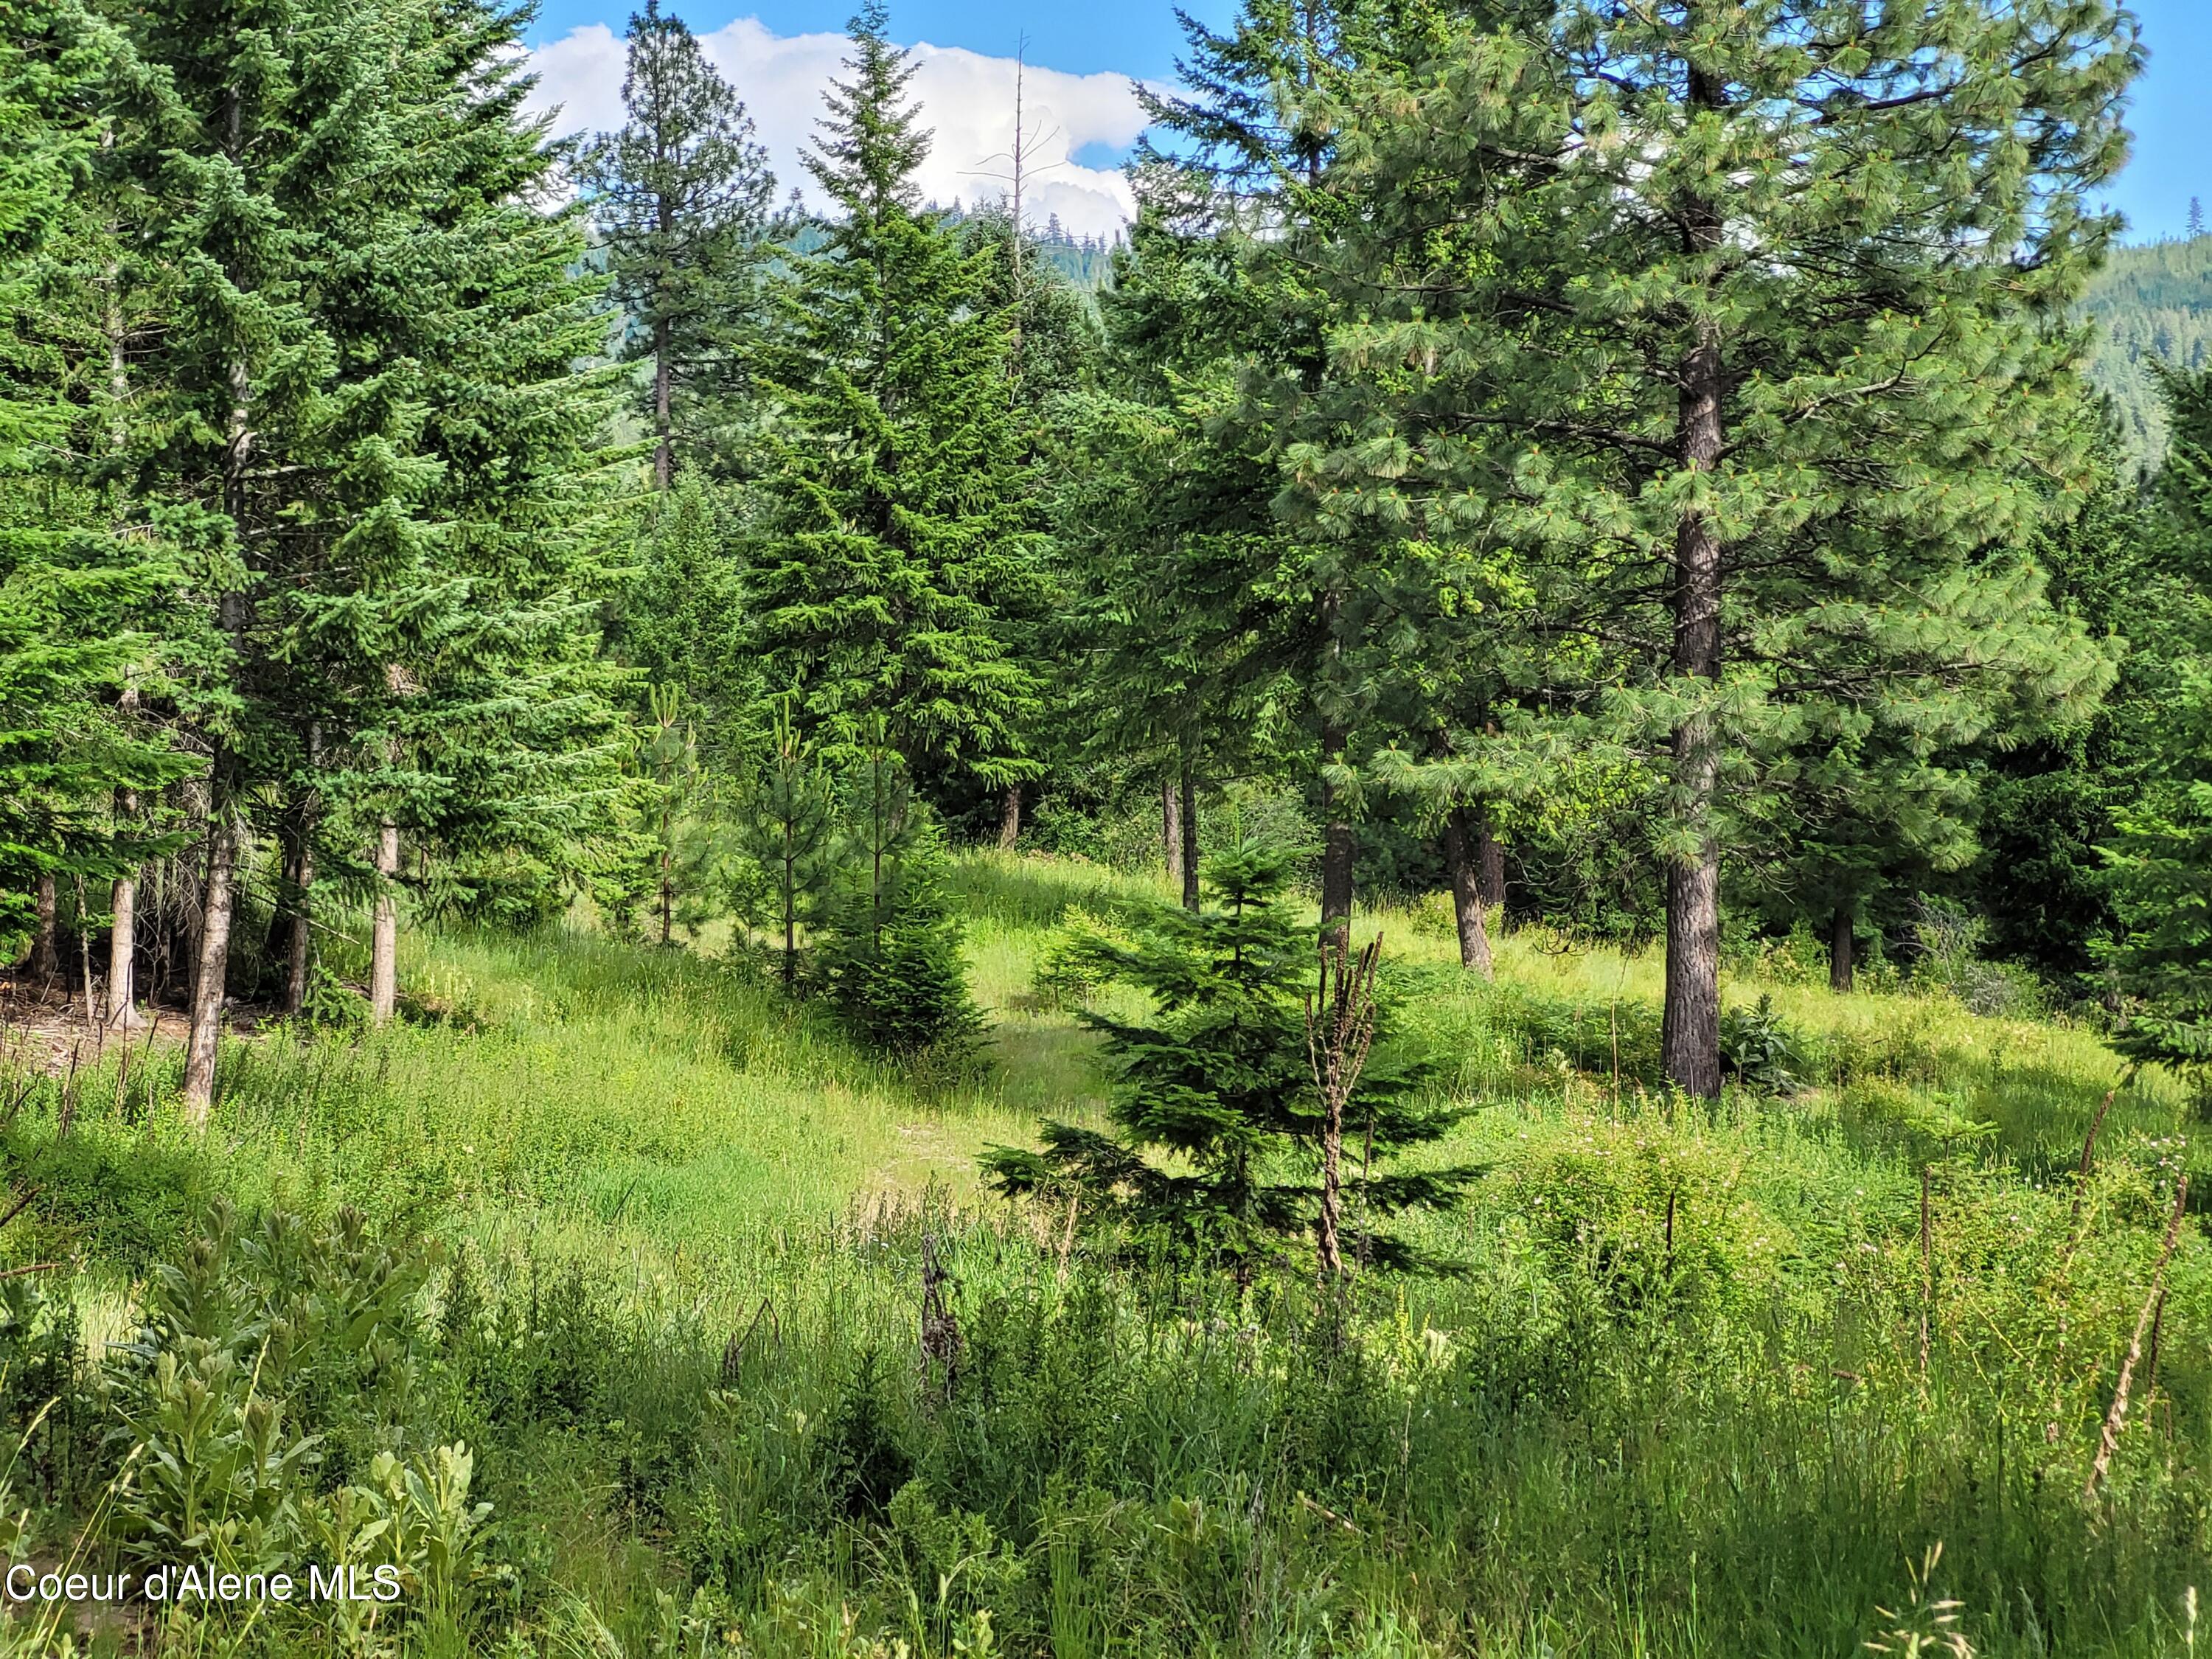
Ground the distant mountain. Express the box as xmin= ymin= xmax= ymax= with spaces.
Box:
xmin=1030 ymin=218 xmax=1120 ymax=290
xmin=2082 ymin=235 xmax=2212 ymax=466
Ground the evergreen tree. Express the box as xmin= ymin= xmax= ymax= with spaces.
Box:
xmin=985 ymin=839 xmax=1466 ymax=1288
xmin=2103 ymin=364 xmax=2212 ymax=1096
xmin=620 ymin=471 xmax=754 ymax=765
xmin=748 ymin=1 xmax=1043 ymax=797
xmin=2103 ymin=672 xmax=2212 ymax=1097
xmin=735 ymin=697 xmax=837 ymax=984
xmin=952 ymin=205 xmax=1096 ymax=844
xmin=580 ymin=0 xmax=776 ymax=489
xmin=0 ymin=0 xmax=187 ymax=973
xmin=1265 ymin=0 xmax=2133 ymax=1093
xmin=108 ymin=0 xmax=628 ymax=1105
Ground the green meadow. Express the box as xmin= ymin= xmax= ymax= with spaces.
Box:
xmin=1 ymin=852 xmax=2205 ymax=1657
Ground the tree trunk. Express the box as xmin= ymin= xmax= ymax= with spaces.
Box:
xmin=108 ymin=867 xmax=141 ymax=1029
xmin=998 ymin=784 xmax=1021 ymax=851
xmin=1659 ymin=66 xmax=1727 ymax=1102
xmin=285 ymin=834 xmax=314 ymax=1016
xmin=1443 ymin=805 xmax=1494 ymax=980
xmin=1161 ymin=774 xmax=1183 ymax=891
xmin=182 ymin=806 xmax=237 ymax=1124
xmin=1178 ymin=756 xmax=1200 ymax=913
xmin=653 ymin=314 xmax=673 ymax=492
xmin=1319 ymin=722 xmax=1354 ymax=947
xmin=1478 ymin=819 xmax=1506 ymax=912
xmin=283 ymin=723 xmax=321 ymax=1016
xmin=109 ymin=782 xmax=145 ymax=1029
xmin=29 ymin=873 xmax=59 ymax=986
xmin=1829 ymin=905 xmax=1855 ymax=994
xmin=371 ymin=819 xmax=398 ymax=1026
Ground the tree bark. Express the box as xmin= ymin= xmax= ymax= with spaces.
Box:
xmin=29 ymin=873 xmax=59 ymax=986
xmin=1659 ymin=64 xmax=1728 ymax=1102
xmin=1319 ymin=721 xmax=1354 ymax=947
xmin=1829 ymin=905 xmax=1855 ymax=994
xmin=1478 ymin=819 xmax=1506 ymax=912
xmin=285 ymin=834 xmax=314 ymax=1016
xmin=1178 ymin=754 xmax=1200 ymax=913
xmin=1443 ymin=804 xmax=1494 ymax=980
xmin=1161 ymin=774 xmax=1183 ymax=891
xmin=108 ymin=865 xmax=141 ymax=1029
xmin=998 ymin=783 xmax=1021 ymax=851
xmin=109 ymin=780 xmax=145 ymax=1029
xmin=371 ymin=818 xmax=398 ymax=1026
xmin=653 ymin=313 xmax=673 ymax=491
xmin=182 ymin=804 xmax=237 ymax=1124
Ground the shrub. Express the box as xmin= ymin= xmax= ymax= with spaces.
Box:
xmin=986 ymin=838 xmax=1470 ymax=1286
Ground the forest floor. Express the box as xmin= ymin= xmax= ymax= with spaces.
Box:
xmin=0 ymin=851 xmax=2206 ymax=1658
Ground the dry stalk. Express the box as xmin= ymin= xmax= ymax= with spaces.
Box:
xmin=1055 ymin=1187 xmax=1079 ymax=1284
xmin=919 ymin=1230 xmax=961 ymax=1400
xmin=2086 ymin=1172 xmax=2190 ymax=1500
xmin=1306 ymin=931 xmax=1383 ymax=1284
xmin=720 ymin=1295 xmax=781 ymax=1384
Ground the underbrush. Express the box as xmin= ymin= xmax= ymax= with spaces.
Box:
xmin=0 ymin=855 xmax=2205 ymax=1655
xmin=1 ymin=1164 xmax=2205 ymax=1658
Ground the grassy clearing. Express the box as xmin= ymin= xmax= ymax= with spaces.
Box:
xmin=0 ymin=853 xmax=2205 ymax=1657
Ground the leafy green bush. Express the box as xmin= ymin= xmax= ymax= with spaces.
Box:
xmin=1718 ymin=993 xmax=1803 ymax=1095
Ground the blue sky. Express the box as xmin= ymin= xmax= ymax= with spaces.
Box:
xmin=524 ymin=0 xmax=2210 ymax=244
xmin=2110 ymin=0 xmax=2211 ymax=243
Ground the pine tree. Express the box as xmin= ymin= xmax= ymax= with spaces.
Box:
xmin=953 ymin=204 xmax=1096 ymax=844
xmin=2104 ymin=363 xmax=2212 ymax=1097
xmin=984 ymin=839 xmax=1466 ymax=1289
xmin=109 ymin=0 xmax=628 ymax=1102
xmin=735 ymin=698 xmax=838 ymax=984
xmin=580 ymin=0 xmax=775 ymax=490
xmin=1265 ymin=0 xmax=2133 ymax=1093
xmin=748 ymin=1 xmax=1043 ymax=795
xmin=0 ymin=0 xmax=188 ymax=989
xmin=620 ymin=472 xmax=754 ymax=765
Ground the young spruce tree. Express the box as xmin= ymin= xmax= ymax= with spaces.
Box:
xmin=749 ymin=1 xmax=1043 ymax=796
xmin=986 ymin=839 xmax=1465 ymax=1290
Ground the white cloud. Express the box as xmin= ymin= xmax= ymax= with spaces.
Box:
xmin=524 ymin=17 xmax=1148 ymax=240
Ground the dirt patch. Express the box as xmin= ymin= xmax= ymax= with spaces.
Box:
xmin=0 ymin=978 xmax=189 ymax=1077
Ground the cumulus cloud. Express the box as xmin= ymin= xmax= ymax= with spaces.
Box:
xmin=524 ymin=17 xmax=1149 ymax=239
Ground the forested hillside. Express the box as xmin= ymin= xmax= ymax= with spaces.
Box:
xmin=2084 ymin=234 xmax=2212 ymax=462
xmin=4 ymin=0 xmax=2212 ymax=1652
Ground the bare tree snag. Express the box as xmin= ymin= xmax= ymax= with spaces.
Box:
xmin=371 ymin=818 xmax=399 ymax=1026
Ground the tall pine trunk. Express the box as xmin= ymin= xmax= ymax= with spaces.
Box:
xmin=1162 ymin=773 xmax=1183 ymax=891
xmin=1442 ymin=804 xmax=1493 ymax=980
xmin=653 ymin=311 xmax=673 ymax=491
xmin=190 ymin=248 xmax=253 ymax=1121
xmin=1830 ymin=905 xmax=1855 ymax=994
xmin=182 ymin=801 xmax=237 ymax=1123
xmin=29 ymin=874 xmax=58 ymax=986
xmin=1659 ymin=64 xmax=1727 ymax=1101
xmin=102 ymin=296 xmax=142 ymax=1029
xmin=108 ymin=850 xmax=142 ymax=1029
xmin=998 ymin=784 xmax=1020 ymax=851
xmin=1479 ymin=819 xmax=1506 ymax=911
xmin=371 ymin=819 xmax=398 ymax=1025
xmin=1319 ymin=720 xmax=1353 ymax=947
xmin=1179 ymin=754 xmax=1200 ymax=914
xmin=285 ymin=834 xmax=314 ymax=1016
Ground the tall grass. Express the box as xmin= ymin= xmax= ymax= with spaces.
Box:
xmin=0 ymin=852 xmax=2203 ymax=1657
